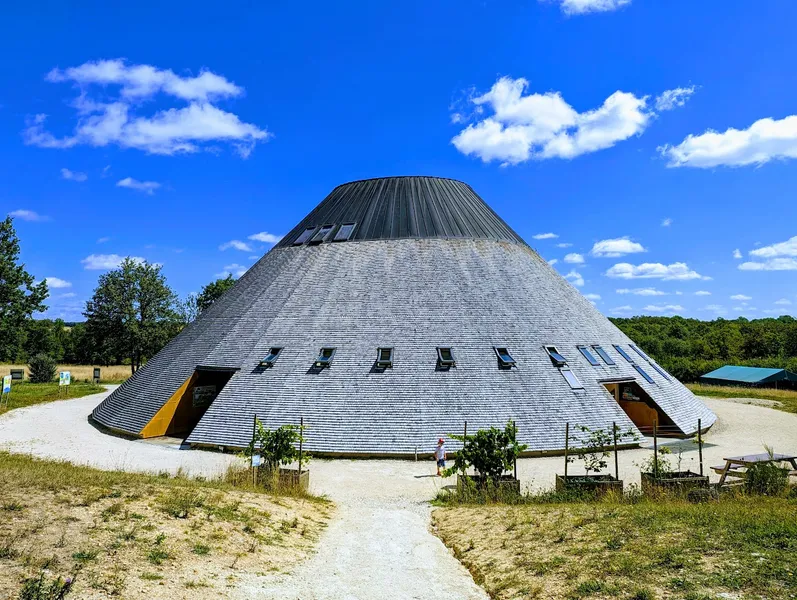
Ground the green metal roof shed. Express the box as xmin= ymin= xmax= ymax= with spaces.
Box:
xmin=699 ymin=365 xmax=797 ymax=385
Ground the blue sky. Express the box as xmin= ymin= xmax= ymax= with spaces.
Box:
xmin=2 ymin=0 xmax=796 ymax=321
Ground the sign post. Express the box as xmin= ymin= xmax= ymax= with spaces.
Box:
xmin=59 ymin=371 xmax=71 ymax=398
xmin=93 ymin=368 xmax=101 ymax=384
xmin=1 ymin=375 xmax=11 ymax=409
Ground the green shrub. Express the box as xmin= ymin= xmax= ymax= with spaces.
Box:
xmin=444 ymin=421 xmax=527 ymax=481
xmin=745 ymin=461 xmax=788 ymax=496
xmin=20 ymin=571 xmax=74 ymax=600
xmin=245 ymin=420 xmax=308 ymax=474
xmin=28 ymin=354 xmax=57 ymax=383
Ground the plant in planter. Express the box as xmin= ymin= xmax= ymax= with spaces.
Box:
xmin=556 ymin=424 xmax=637 ymax=496
xmin=638 ymin=443 xmax=709 ymax=495
xmin=444 ymin=421 xmax=528 ymax=498
xmin=245 ymin=419 xmax=310 ymax=491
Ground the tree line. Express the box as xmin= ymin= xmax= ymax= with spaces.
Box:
xmin=610 ymin=315 xmax=797 ymax=382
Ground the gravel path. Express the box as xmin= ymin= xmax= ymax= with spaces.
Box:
xmin=1 ymin=389 xmax=796 ymax=599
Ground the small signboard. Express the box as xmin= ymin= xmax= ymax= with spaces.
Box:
xmin=192 ymin=385 xmax=217 ymax=408
xmin=251 ymin=454 xmax=262 ymax=467
xmin=59 ymin=371 xmax=71 ymax=387
xmin=10 ymin=369 xmax=24 ymax=381
xmin=93 ymin=368 xmax=101 ymax=382
xmin=2 ymin=375 xmax=11 ymax=394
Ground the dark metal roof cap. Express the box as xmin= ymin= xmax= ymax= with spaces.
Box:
xmin=277 ymin=176 xmax=526 ymax=247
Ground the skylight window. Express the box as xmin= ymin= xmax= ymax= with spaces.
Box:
xmin=334 ymin=223 xmax=356 ymax=242
xmin=259 ymin=347 xmax=283 ymax=367
xmin=437 ymin=347 xmax=456 ymax=368
xmin=314 ymin=347 xmax=336 ymax=368
xmin=293 ymin=227 xmax=316 ymax=245
xmin=629 ymin=344 xmax=650 ymax=362
xmin=561 ymin=368 xmax=583 ymax=389
xmin=592 ymin=345 xmax=615 ymax=366
xmin=633 ymin=364 xmax=655 ymax=384
xmin=545 ymin=346 xmax=567 ymax=368
xmin=613 ymin=344 xmax=634 ymax=363
xmin=650 ymin=363 xmax=672 ymax=382
xmin=310 ymin=225 xmax=334 ymax=244
xmin=578 ymin=345 xmax=600 ymax=366
xmin=376 ymin=347 xmax=393 ymax=369
xmin=494 ymin=347 xmax=516 ymax=368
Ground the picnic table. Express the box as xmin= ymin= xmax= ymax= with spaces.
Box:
xmin=712 ymin=453 xmax=797 ymax=487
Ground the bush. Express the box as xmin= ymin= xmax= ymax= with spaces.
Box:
xmin=28 ymin=354 xmax=57 ymax=383
xmin=444 ymin=421 xmax=527 ymax=481
xmin=19 ymin=571 xmax=74 ymax=600
xmin=745 ymin=461 xmax=788 ymax=496
xmin=245 ymin=420 xmax=308 ymax=474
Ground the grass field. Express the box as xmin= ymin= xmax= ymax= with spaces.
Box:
xmin=434 ymin=495 xmax=797 ymax=600
xmin=0 ymin=381 xmax=105 ymax=416
xmin=1 ymin=363 xmax=131 ymax=383
xmin=686 ymin=383 xmax=797 ymax=414
xmin=0 ymin=451 xmax=331 ymax=598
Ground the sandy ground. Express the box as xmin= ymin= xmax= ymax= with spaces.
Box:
xmin=1 ymin=388 xmax=796 ymax=599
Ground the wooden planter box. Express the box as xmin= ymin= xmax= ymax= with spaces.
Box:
xmin=641 ymin=471 xmax=710 ymax=495
xmin=556 ymin=474 xmax=623 ymax=496
xmin=279 ymin=468 xmax=310 ymax=492
xmin=457 ymin=474 xmax=521 ymax=495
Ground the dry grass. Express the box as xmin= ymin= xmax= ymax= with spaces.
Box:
xmin=0 ymin=452 xmax=332 ymax=599
xmin=686 ymin=383 xmax=797 ymax=414
xmin=433 ymin=496 xmax=797 ymax=600
xmin=0 ymin=364 xmax=131 ymax=384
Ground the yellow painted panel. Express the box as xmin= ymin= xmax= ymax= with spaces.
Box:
xmin=140 ymin=372 xmax=198 ymax=438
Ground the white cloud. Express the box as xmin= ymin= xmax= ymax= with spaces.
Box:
xmin=695 ymin=290 xmax=712 ymax=296
xmin=584 ymin=293 xmax=601 ymax=300
xmin=81 ymin=253 xmax=145 ymax=270
xmin=548 ymin=258 xmax=559 ymax=265
xmin=25 ymin=59 xmax=269 ymax=157
xmin=774 ymin=298 xmax=792 ymax=306
xmin=219 ymin=240 xmax=253 ymax=252
xmin=749 ymin=235 xmax=797 ymax=259
xmin=553 ymin=0 xmax=631 ymax=15
xmin=556 ymin=242 xmax=572 ymax=248
xmin=733 ymin=248 xmax=742 ymax=259
xmin=9 ymin=209 xmax=48 ymax=222
xmin=660 ymin=114 xmax=797 ymax=168
xmin=58 ymin=292 xmax=77 ymax=299
xmin=533 ymin=232 xmax=559 ymax=240
xmin=590 ymin=237 xmax=646 ymax=257
xmin=248 ymin=255 xmax=260 ymax=260
xmin=248 ymin=231 xmax=282 ymax=244
xmin=44 ymin=277 xmax=72 ymax=289
xmin=616 ymin=287 xmax=666 ymax=296
xmin=655 ymin=86 xmax=696 ymax=112
xmin=661 ymin=217 xmax=673 ymax=227
xmin=97 ymin=236 xmax=111 ymax=243
xmin=564 ymin=252 xmax=585 ymax=264
xmin=644 ymin=304 xmax=684 ymax=313
xmin=565 ymin=270 xmax=584 ymax=287
xmin=216 ymin=263 xmax=247 ymax=278
xmin=60 ymin=168 xmax=87 ymax=182
xmin=702 ymin=304 xmax=727 ymax=315
xmin=606 ymin=262 xmax=708 ymax=280
xmin=451 ymin=77 xmax=651 ymax=165
xmin=116 ymin=177 xmax=161 ymax=194
xmin=730 ymin=294 xmax=752 ymax=301
xmin=610 ymin=305 xmax=634 ymax=314
xmin=738 ymin=258 xmax=797 ymax=271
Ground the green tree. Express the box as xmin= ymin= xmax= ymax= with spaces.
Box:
xmin=196 ymin=275 xmax=235 ymax=313
xmin=0 ymin=216 xmax=48 ymax=361
xmin=84 ymin=258 xmax=179 ymax=374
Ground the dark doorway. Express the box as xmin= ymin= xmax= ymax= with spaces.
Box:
xmin=602 ymin=380 xmax=681 ymax=436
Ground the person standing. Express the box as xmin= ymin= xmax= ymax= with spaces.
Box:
xmin=435 ymin=438 xmax=446 ymax=476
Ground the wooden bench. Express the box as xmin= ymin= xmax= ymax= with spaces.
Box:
xmin=711 ymin=464 xmax=743 ymax=475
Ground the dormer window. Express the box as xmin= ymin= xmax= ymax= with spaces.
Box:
xmin=437 ymin=347 xmax=456 ymax=368
xmin=561 ymin=368 xmax=583 ymax=389
xmin=578 ymin=345 xmax=600 ymax=366
xmin=545 ymin=346 xmax=567 ymax=367
xmin=314 ymin=347 xmax=336 ymax=369
xmin=310 ymin=225 xmax=334 ymax=244
xmin=376 ymin=347 xmax=393 ymax=369
xmin=592 ymin=345 xmax=615 ymax=366
xmin=494 ymin=347 xmax=516 ymax=368
xmin=613 ymin=344 xmax=634 ymax=363
xmin=259 ymin=347 xmax=283 ymax=367
xmin=293 ymin=227 xmax=316 ymax=245
xmin=334 ymin=223 xmax=356 ymax=242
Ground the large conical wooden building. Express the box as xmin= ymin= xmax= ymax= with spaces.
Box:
xmin=91 ymin=176 xmax=715 ymax=455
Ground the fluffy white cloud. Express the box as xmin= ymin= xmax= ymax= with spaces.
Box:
xmin=644 ymin=304 xmax=684 ymax=313
xmin=533 ymin=232 xmax=559 ymax=240
xmin=548 ymin=258 xmax=559 ymax=265
xmin=556 ymin=242 xmax=572 ymax=248
xmin=738 ymin=258 xmax=797 ymax=271
xmin=661 ymin=217 xmax=673 ymax=227
xmin=655 ymin=87 xmax=696 ymax=112
xmin=605 ymin=262 xmax=708 ymax=280
xmin=553 ymin=0 xmax=631 ymax=15
xmin=116 ymin=177 xmax=161 ymax=194
xmin=9 ymin=209 xmax=48 ymax=222
xmin=695 ymin=290 xmax=712 ymax=296
xmin=219 ymin=240 xmax=253 ymax=252
xmin=702 ymin=304 xmax=727 ymax=315
xmin=564 ymin=252 xmax=585 ymax=264
xmin=451 ymin=77 xmax=652 ymax=165
xmin=584 ymin=293 xmax=601 ymax=300
xmin=616 ymin=287 xmax=666 ymax=296
xmin=25 ymin=59 xmax=269 ymax=157
xmin=749 ymin=235 xmax=797 ymax=258
xmin=216 ymin=263 xmax=248 ymax=278
xmin=730 ymin=294 xmax=752 ymax=301
xmin=733 ymin=248 xmax=742 ymax=259
xmin=610 ymin=305 xmax=634 ymax=314
xmin=81 ymin=254 xmax=145 ymax=270
xmin=565 ymin=270 xmax=584 ymax=287
xmin=248 ymin=232 xmax=282 ymax=244
xmin=44 ymin=277 xmax=72 ymax=289
xmin=660 ymin=114 xmax=797 ymax=168
xmin=774 ymin=298 xmax=792 ymax=306
xmin=60 ymin=168 xmax=87 ymax=182
xmin=590 ymin=237 xmax=646 ymax=257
